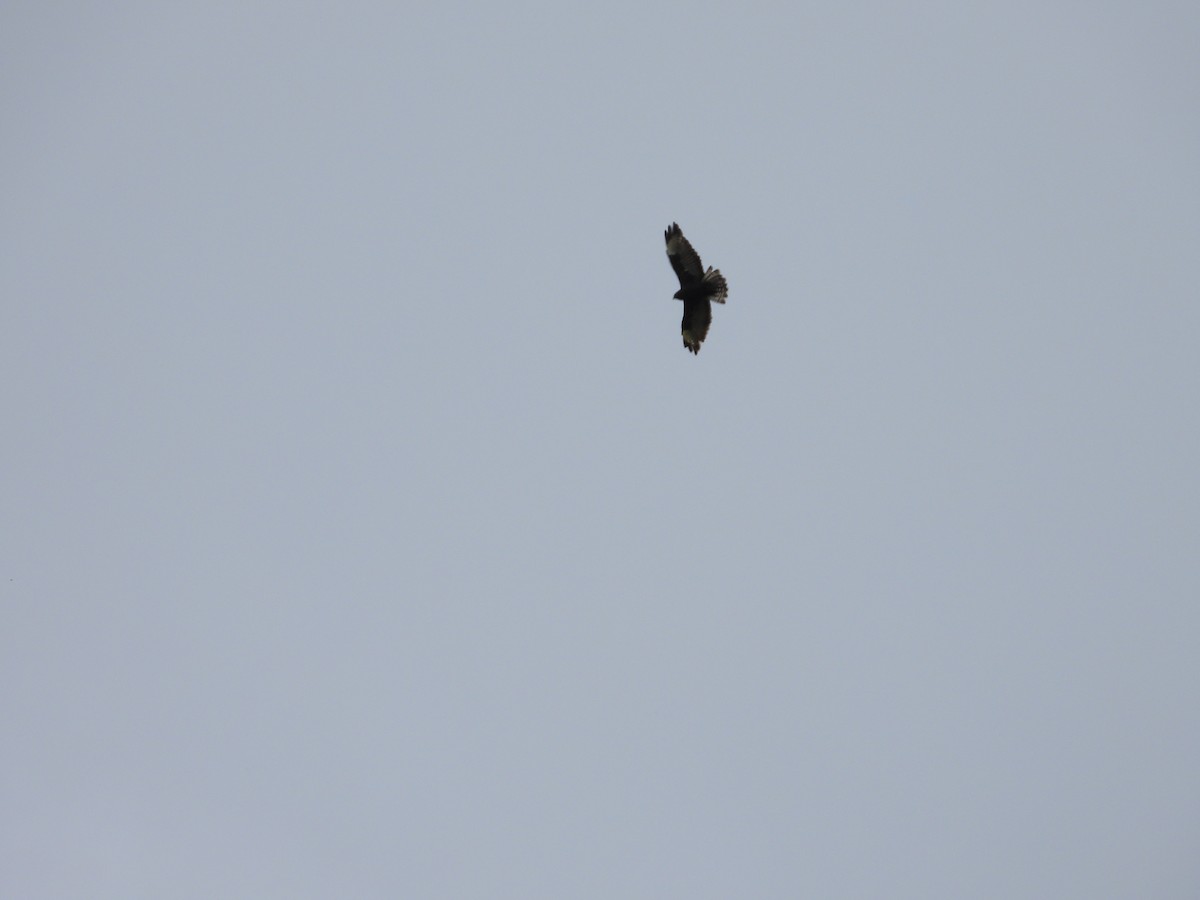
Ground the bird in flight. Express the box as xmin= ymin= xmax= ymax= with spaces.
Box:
xmin=664 ymin=222 xmax=727 ymax=354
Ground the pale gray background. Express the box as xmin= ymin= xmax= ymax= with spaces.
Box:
xmin=3 ymin=2 xmax=1198 ymax=897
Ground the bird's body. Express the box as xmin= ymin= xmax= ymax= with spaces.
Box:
xmin=664 ymin=223 xmax=727 ymax=354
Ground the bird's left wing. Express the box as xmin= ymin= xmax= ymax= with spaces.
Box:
xmin=665 ymin=222 xmax=706 ymax=287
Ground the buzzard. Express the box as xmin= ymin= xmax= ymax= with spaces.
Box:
xmin=664 ymin=222 xmax=727 ymax=354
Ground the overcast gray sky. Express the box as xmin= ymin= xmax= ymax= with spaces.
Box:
xmin=3 ymin=2 xmax=1198 ymax=897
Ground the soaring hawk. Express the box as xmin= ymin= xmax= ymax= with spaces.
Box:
xmin=664 ymin=222 xmax=727 ymax=354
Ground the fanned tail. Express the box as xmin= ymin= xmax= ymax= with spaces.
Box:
xmin=704 ymin=267 xmax=728 ymax=304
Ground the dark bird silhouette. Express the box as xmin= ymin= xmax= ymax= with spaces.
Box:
xmin=664 ymin=223 xmax=727 ymax=354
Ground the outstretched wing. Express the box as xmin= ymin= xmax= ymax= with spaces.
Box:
xmin=665 ymin=222 xmax=705 ymax=288
xmin=681 ymin=298 xmax=713 ymax=355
